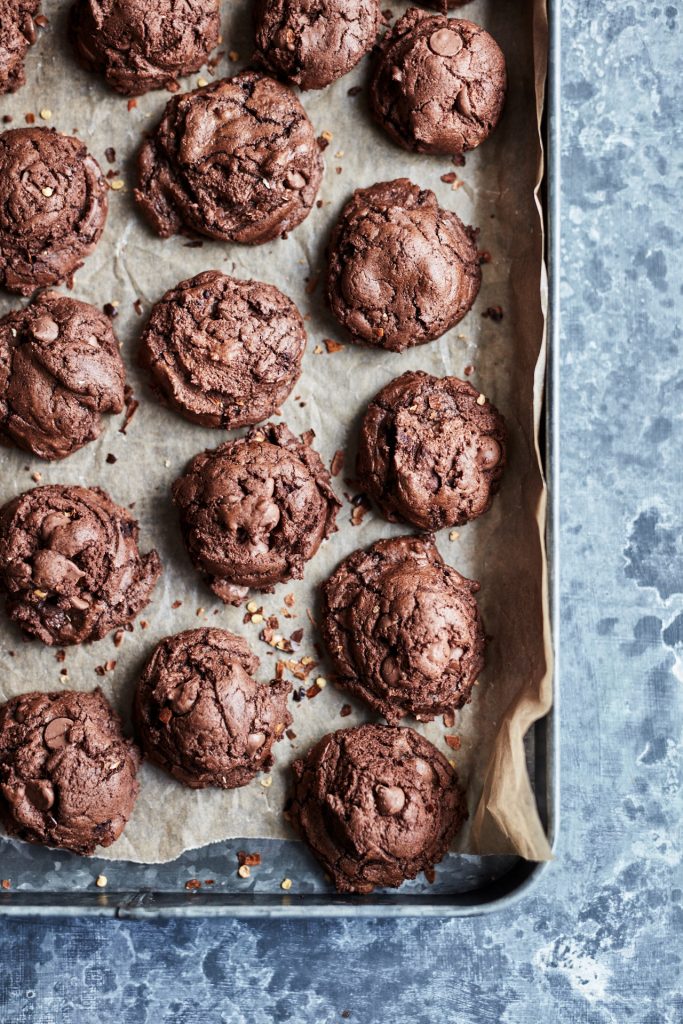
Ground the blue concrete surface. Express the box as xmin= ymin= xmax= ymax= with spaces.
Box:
xmin=1 ymin=1 xmax=681 ymax=1021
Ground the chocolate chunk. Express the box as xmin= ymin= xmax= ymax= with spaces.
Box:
xmin=134 ymin=628 xmax=292 ymax=788
xmin=0 ymin=484 xmax=162 ymax=646
xmin=69 ymin=0 xmax=220 ymax=96
xmin=0 ymin=688 xmax=140 ymax=855
xmin=370 ymin=10 xmax=507 ymax=155
xmin=321 ymin=535 xmax=485 ymax=722
xmin=172 ymin=422 xmax=340 ymax=604
xmin=289 ymin=723 xmax=467 ymax=892
xmin=139 ymin=271 xmax=307 ymax=429
xmin=0 ymin=127 xmax=108 ymax=295
xmin=326 ymin=179 xmax=480 ymax=351
xmin=356 ymin=371 xmax=507 ymax=529
xmin=0 ymin=291 xmax=126 ymax=461
xmin=134 ymin=72 xmax=323 ymax=244
xmin=0 ymin=0 xmax=41 ymax=95
xmin=254 ymin=0 xmax=381 ymax=91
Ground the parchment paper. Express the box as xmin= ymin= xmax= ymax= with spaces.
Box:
xmin=0 ymin=0 xmax=552 ymax=862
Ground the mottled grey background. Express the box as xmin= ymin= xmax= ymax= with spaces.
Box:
xmin=0 ymin=0 xmax=681 ymax=1021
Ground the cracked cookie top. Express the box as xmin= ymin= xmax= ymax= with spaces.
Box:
xmin=69 ymin=0 xmax=220 ymax=96
xmin=289 ymin=723 xmax=467 ymax=892
xmin=321 ymin=534 xmax=485 ymax=722
xmin=254 ymin=0 xmax=381 ymax=91
xmin=172 ymin=422 xmax=340 ymax=605
xmin=0 ymin=484 xmax=162 ymax=646
xmin=369 ymin=9 xmax=506 ymax=155
xmin=0 ymin=0 xmax=41 ymax=94
xmin=357 ymin=372 xmax=507 ymax=530
xmin=135 ymin=628 xmax=292 ymax=789
xmin=0 ymin=688 xmax=141 ymax=855
xmin=138 ymin=270 xmax=307 ymax=429
xmin=326 ymin=178 xmax=480 ymax=351
xmin=134 ymin=71 xmax=324 ymax=244
xmin=0 ymin=127 xmax=109 ymax=296
xmin=0 ymin=290 xmax=126 ymax=460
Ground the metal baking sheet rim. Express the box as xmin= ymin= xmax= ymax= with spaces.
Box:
xmin=0 ymin=3 xmax=561 ymax=919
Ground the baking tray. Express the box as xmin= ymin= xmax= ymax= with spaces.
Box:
xmin=0 ymin=1 xmax=560 ymax=917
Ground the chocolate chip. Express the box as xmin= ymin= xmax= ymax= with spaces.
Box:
xmin=171 ymin=679 xmax=199 ymax=715
xmin=375 ymin=784 xmax=406 ymax=816
xmin=43 ymin=717 xmax=73 ymax=750
xmin=477 ymin=437 xmax=502 ymax=469
xmin=428 ymin=29 xmax=463 ymax=57
xmin=455 ymin=87 xmax=472 ymax=118
xmin=30 ymin=316 xmax=59 ymax=342
xmin=25 ymin=780 xmax=54 ymax=810
xmin=247 ymin=732 xmax=266 ymax=754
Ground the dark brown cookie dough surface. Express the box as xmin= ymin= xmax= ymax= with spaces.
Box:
xmin=0 ymin=688 xmax=140 ymax=855
xmin=0 ymin=0 xmax=40 ymax=94
xmin=173 ymin=422 xmax=340 ymax=605
xmin=357 ymin=372 xmax=507 ymax=530
xmin=135 ymin=628 xmax=292 ymax=788
xmin=0 ymin=291 xmax=126 ymax=460
xmin=139 ymin=271 xmax=307 ymax=428
xmin=326 ymin=179 xmax=480 ymax=351
xmin=0 ymin=484 xmax=162 ymax=646
xmin=321 ymin=535 xmax=485 ymax=722
xmin=69 ymin=0 xmax=220 ymax=96
xmin=289 ymin=723 xmax=467 ymax=892
xmin=0 ymin=127 xmax=109 ymax=296
xmin=134 ymin=72 xmax=323 ymax=244
xmin=254 ymin=0 xmax=381 ymax=91
xmin=370 ymin=9 xmax=507 ymax=155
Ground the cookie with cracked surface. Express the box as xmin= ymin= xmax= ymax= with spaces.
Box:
xmin=172 ymin=422 xmax=340 ymax=605
xmin=0 ymin=127 xmax=108 ymax=296
xmin=357 ymin=372 xmax=507 ymax=530
xmin=134 ymin=628 xmax=292 ymax=789
xmin=0 ymin=688 xmax=140 ymax=855
xmin=0 ymin=484 xmax=162 ymax=646
xmin=369 ymin=9 xmax=506 ymax=155
xmin=253 ymin=0 xmax=381 ymax=91
xmin=139 ymin=270 xmax=307 ymax=428
xmin=0 ymin=291 xmax=126 ymax=460
xmin=321 ymin=535 xmax=485 ymax=723
xmin=0 ymin=0 xmax=41 ymax=94
xmin=134 ymin=72 xmax=323 ymax=244
xmin=69 ymin=0 xmax=220 ymax=96
xmin=288 ymin=723 xmax=467 ymax=892
xmin=326 ymin=179 xmax=480 ymax=351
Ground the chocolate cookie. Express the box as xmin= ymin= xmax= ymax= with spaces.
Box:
xmin=134 ymin=628 xmax=292 ymax=788
xmin=0 ymin=688 xmax=140 ymax=855
xmin=172 ymin=422 xmax=340 ymax=604
xmin=370 ymin=9 xmax=507 ymax=155
xmin=321 ymin=535 xmax=484 ymax=722
xmin=288 ymin=723 xmax=467 ymax=892
xmin=0 ymin=127 xmax=109 ymax=296
xmin=135 ymin=72 xmax=323 ymax=244
xmin=326 ymin=179 xmax=480 ymax=351
xmin=69 ymin=0 xmax=220 ymax=96
xmin=254 ymin=0 xmax=381 ymax=91
xmin=0 ymin=484 xmax=162 ymax=646
xmin=0 ymin=291 xmax=126 ymax=460
xmin=357 ymin=372 xmax=507 ymax=530
xmin=0 ymin=0 xmax=40 ymax=94
xmin=139 ymin=271 xmax=307 ymax=428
